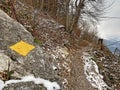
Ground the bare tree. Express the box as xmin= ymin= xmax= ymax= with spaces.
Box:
xmin=55 ymin=0 xmax=105 ymax=34
xmin=1 ymin=0 xmax=105 ymax=37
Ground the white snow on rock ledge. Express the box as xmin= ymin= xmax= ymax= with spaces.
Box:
xmin=82 ymin=52 xmax=110 ymax=90
xmin=0 ymin=75 xmax=60 ymax=90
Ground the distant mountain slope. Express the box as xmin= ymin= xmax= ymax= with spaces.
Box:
xmin=103 ymin=39 xmax=120 ymax=53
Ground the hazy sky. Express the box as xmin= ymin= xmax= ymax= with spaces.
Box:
xmin=98 ymin=0 xmax=120 ymax=40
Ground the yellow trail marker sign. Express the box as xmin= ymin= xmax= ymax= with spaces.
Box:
xmin=10 ymin=40 xmax=35 ymax=56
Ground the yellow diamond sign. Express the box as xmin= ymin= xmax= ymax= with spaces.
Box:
xmin=10 ymin=40 xmax=35 ymax=56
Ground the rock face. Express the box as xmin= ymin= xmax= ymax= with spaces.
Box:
xmin=0 ymin=9 xmax=61 ymax=90
xmin=0 ymin=10 xmax=33 ymax=49
xmin=0 ymin=53 xmax=11 ymax=72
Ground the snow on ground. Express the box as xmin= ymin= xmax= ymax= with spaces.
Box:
xmin=82 ymin=52 xmax=110 ymax=90
xmin=0 ymin=75 xmax=60 ymax=90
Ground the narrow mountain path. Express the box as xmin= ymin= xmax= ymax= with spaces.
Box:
xmin=64 ymin=48 xmax=96 ymax=90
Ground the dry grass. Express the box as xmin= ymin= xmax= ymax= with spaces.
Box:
xmin=79 ymin=40 xmax=90 ymax=47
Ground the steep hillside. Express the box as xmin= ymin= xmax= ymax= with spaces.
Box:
xmin=0 ymin=9 xmax=95 ymax=90
xmin=0 ymin=1 xmax=119 ymax=90
xmin=104 ymin=39 xmax=120 ymax=53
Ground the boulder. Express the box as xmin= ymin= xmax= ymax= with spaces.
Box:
xmin=0 ymin=9 xmax=61 ymax=90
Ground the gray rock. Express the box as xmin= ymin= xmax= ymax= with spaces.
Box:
xmin=0 ymin=9 xmax=60 ymax=90
xmin=0 ymin=53 xmax=12 ymax=72
xmin=0 ymin=10 xmax=33 ymax=50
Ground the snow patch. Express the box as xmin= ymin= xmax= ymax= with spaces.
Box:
xmin=0 ymin=75 xmax=60 ymax=90
xmin=82 ymin=52 xmax=110 ymax=90
xmin=52 ymin=65 xmax=57 ymax=70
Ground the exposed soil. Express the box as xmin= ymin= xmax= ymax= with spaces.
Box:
xmin=57 ymin=48 xmax=96 ymax=90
